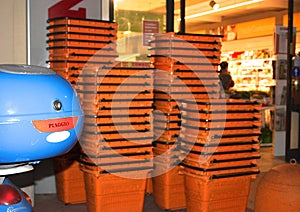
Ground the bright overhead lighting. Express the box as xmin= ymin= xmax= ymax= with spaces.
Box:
xmin=209 ymin=0 xmax=220 ymax=10
xmin=186 ymin=0 xmax=264 ymax=19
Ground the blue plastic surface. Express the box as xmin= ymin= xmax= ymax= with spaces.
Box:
xmin=0 ymin=178 xmax=32 ymax=212
xmin=0 ymin=65 xmax=83 ymax=163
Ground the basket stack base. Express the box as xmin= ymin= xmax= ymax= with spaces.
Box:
xmin=83 ymin=171 xmax=147 ymax=212
xmin=152 ymin=166 xmax=186 ymax=210
xmin=184 ymin=173 xmax=252 ymax=212
xmin=54 ymin=155 xmax=86 ymax=204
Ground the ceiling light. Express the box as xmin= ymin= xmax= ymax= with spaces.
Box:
xmin=186 ymin=0 xmax=264 ymax=19
xmin=209 ymin=0 xmax=219 ymax=10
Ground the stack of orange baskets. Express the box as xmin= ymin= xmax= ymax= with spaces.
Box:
xmin=46 ymin=17 xmax=118 ymax=90
xmin=77 ymin=65 xmax=155 ymax=212
xmin=179 ymin=98 xmax=262 ymax=212
xmin=46 ymin=16 xmax=117 ymax=205
xmin=149 ymin=32 xmax=223 ymax=211
xmin=53 ymin=145 xmax=86 ymax=204
xmin=46 ymin=17 xmax=154 ymax=211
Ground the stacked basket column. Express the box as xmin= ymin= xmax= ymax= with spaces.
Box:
xmin=77 ymin=65 xmax=154 ymax=212
xmin=47 ymin=17 xmax=118 ymax=90
xmin=180 ymin=99 xmax=262 ymax=212
xmin=46 ymin=17 xmax=118 ymax=204
xmin=149 ymin=32 xmax=223 ymax=211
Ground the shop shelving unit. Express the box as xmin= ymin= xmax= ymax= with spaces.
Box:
xmin=228 ymin=58 xmax=276 ymax=92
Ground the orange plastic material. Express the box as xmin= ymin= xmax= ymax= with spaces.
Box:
xmin=180 ymin=160 xmax=260 ymax=178
xmin=84 ymin=115 xmax=151 ymax=125
xmin=55 ymin=177 xmax=86 ymax=204
xmin=153 ymin=160 xmax=181 ymax=173
xmin=182 ymin=148 xmax=260 ymax=162
xmin=154 ymin=131 xmax=179 ymax=142
xmin=152 ymin=167 xmax=186 ymax=210
xmin=53 ymin=70 xmax=81 ymax=80
xmin=80 ymin=131 xmax=153 ymax=145
xmin=153 ymin=73 xmax=220 ymax=86
xmin=55 ymin=72 xmax=78 ymax=84
xmin=80 ymin=141 xmax=153 ymax=154
xmin=153 ymin=62 xmax=219 ymax=71
xmin=181 ymin=133 xmax=260 ymax=144
xmin=145 ymin=174 xmax=153 ymax=194
xmin=153 ymin=142 xmax=179 ymax=151
xmin=153 ymin=146 xmax=181 ymax=157
xmin=47 ymin=32 xmax=117 ymax=42
xmin=153 ymin=112 xmax=181 ymax=122
xmin=80 ymin=141 xmax=153 ymax=156
xmin=153 ymin=105 xmax=181 ymax=114
xmin=49 ymin=54 xmax=117 ymax=62
xmin=181 ymin=124 xmax=261 ymax=136
xmin=150 ymin=39 xmax=222 ymax=50
xmin=181 ymin=110 xmax=262 ymax=120
xmin=50 ymin=67 xmax=82 ymax=75
xmin=48 ymin=60 xmax=112 ymax=69
xmin=153 ymin=150 xmax=181 ymax=164
xmin=102 ymin=67 xmax=154 ymax=76
xmin=175 ymin=35 xmax=222 ymax=44
xmin=154 ymin=120 xmax=181 ymax=129
xmin=255 ymin=163 xmax=300 ymax=212
xmin=82 ymin=107 xmax=153 ymax=117
xmin=182 ymin=157 xmax=258 ymax=170
xmin=153 ymin=166 xmax=184 ymax=185
xmin=47 ymin=39 xmax=116 ymax=48
xmin=180 ymin=139 xmax=260 ymax=153
xmin=182 ymin=117 xmax=261 ymax=129
xmin=154 ymin=127 xmax=180 ymax=138
xmin=153 ymin=184 xmax=186 ymax=210
xmin=83 ymin=122 xmax=151 ymax=133
xmin=152 ymin=32 xmax=222 ymax=43
xmin=80 ymin=162 xmax=151 ymax=177
xmin=78 ymin=74 xmax=152 ymax=84
xmin=150 ymin=56 xmax=220 ymax=65
xmin=154 ymin=92 xmax=220 ymax=100
xmin=80 ymin=158 xmax=153 ymax=174
xmin=184 ymin=173 xmax=251 ymax=212
xmin=181 ymin=125 xmax=261 ymax=138
xmin=47 ymin=17 xmax=117 ymax=28
xmin=83 ymin=170 xmax=146 ymax=212
xmin=54 ymin=157 xmax=86 ymax=204
xmin=184 ymin=172 xmax=252 ymax=200
xmin=80 ymin=153 xmax=153 ymax=167
xmin=80 ymin=134 xmax=153 ymax=148
xmin=77 ymin=90 xmax=153 ymax=101
xmin=174 ymin=63 xmax=219 ymax=71
xmin=149 ymin=48 xmax=221 ymax=57
xmin=47 ymin=46 xmax=117 ymax=56
xmin=47 ymin=25 xmax=117 ymax=35
xmin=77 ymin=84 xmax=152 ymax=93
xmin=152 ymin=32 xmax=222 ymax=41
xmin=48 ymin=55 xmax=117 ymax=63
xmin=154 ymin=84 xmax=219 ymax=93
xmin=180 ymin=98 xmax=262 ymax=111
xmin=82 ymin=100 xmax=153 ymax=110
xmin=187 ymin=196 xmax=249 ymax=212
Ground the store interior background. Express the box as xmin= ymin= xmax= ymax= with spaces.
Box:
xmin=0 ymin=0 xmax=299 ymax=200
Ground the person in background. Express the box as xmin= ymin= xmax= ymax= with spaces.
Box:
xmin=219 ymin=61 xmax=235 ymax=90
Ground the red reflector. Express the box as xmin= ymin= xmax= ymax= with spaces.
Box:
xmin=32 ymin=116 xmax=78 ymax=132
xmin=0 ymin=184 xmax=22 ymax=205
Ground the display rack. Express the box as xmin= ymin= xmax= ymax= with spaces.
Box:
xmin=228 ymin=58 xmax=275 ymax=92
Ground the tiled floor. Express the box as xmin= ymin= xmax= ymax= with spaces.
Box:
xmin=33 ymin=147 xmax=286 ymax=212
